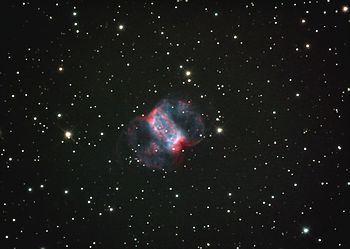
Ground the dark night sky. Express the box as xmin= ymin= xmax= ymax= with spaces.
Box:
xmin=0 ymin=1 xmax=349 ymax=248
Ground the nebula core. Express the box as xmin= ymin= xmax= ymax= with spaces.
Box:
xmin=127 ymin=98 xmax=205 ymax=171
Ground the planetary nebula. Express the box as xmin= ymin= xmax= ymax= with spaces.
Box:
xmin=127 ymin=98 xmax=205 ymax=171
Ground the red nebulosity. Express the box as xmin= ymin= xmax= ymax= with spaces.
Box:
xmin=144 ymin=108 xmax=157 ymax=125
xmin=144 ymin=141 xmax=160 ymax=156
xmin=170 ymin=134 xmax=186 ymax=153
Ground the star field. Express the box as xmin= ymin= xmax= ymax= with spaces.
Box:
xmin=0 ymin=1 xmax=349 ymax=248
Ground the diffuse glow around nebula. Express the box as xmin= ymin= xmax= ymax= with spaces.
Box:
xmin=127 ymin=98 xmax=205 ymax=171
